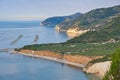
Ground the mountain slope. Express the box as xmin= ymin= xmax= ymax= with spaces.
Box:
xmin=57 ymin=5 xmax=120 ymax=30
xmin=41 ymin=12 xmax=81 ymax=26
xmin=67 ymin=15 xmax=120 ymax=43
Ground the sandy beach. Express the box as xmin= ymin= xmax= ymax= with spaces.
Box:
xmin=13 ymin=49 xmax=110 ymax=78
xmin=14 ymin=49 xmax=102 ymax=68
xmin=17 ymin=51 xmax=85 ymax=68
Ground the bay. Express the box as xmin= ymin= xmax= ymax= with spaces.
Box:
xmin=0 ymin=21 xmax=92 ymax=80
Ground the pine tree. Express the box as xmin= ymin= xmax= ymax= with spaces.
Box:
xmin=103 ymin=49 xmax=120 ymax=80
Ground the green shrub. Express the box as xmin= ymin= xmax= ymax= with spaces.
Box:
xmin=103 ymin=49 xmax=120 ymax=80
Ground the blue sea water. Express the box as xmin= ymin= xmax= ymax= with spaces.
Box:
xmin=0 ymin=21 xmax=97 ymax=80
xmin=0 ymin=21 xmax=69 ymax=49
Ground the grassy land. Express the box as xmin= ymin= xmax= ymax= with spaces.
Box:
xmin=20 ymin=42 xmax=120 ymax=56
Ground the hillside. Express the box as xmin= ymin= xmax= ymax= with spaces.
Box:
xmin=18 ymin=5 xmax=120 ymax=56
xmin=16 ymin=5 xmax=120 ymax=80
xmin=20 ymin=15 xmax=120 ymax=56
xmin=67 ymin=15 xmax=120 ymax=43
xmin=57 ymin=5 xmax=120 ymax=30
xmin=41 ymin=12 xmax=81 ymax=26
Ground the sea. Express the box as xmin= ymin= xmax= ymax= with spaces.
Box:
xmin=0 ymin=21 xmax=99 ymax=80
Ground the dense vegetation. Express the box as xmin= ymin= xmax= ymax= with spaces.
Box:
xmin=88 ymin=55 xmax=111 ymax=65
xmin=20 ymin=42 xmax=120 ymax=56
xmin=103 ymin=49 xmax=120 ymax=80
xmin=67 ymin=15 xmax=120 ymax=43
xmin=41 ymin=12 xmax=81 ymax=26
xmin=21 ymin=15 xmax=120 ymax=56
xmin=57 ymin=5 xmax=120 ymax=30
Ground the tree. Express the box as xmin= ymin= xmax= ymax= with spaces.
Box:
xmin=103 ymin=49 xmax=120 ymax=80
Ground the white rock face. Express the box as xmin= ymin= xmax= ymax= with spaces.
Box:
xmin=66 ymin=28 xmax=89 ymax=38
xmin=54 ymin=25 xmax=60 ymax=30
xmin=85 ymin=61 xmax=111 ymax=77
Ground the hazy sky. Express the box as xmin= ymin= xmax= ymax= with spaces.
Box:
xmin=0 ymin=0 xmax=120 ymax=21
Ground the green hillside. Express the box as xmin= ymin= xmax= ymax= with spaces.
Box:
xmin=41 ymin=13 xmax=81 ymax=26
xmin=67 ymin=15 xmax=120 ymax=43
xmin=19 ymin=42 xmax=120 ymax=56
xmin=19 ymin=5 xmax=120 ymax=57
xmin=19 ymin=15 xmax=120 ymax=56
xmin=58 ymin=5 xmax=120 ymax=30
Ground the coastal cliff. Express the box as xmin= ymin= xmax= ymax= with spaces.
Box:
xmin=66 ymin=27 xmax=89 ymax=37
xmin=56 ymin=5 xmax=120 ymax=31
xmin=17 ymin=49 xmax=110 ymax=78
xmin=43 ymin=5 xmax=120 ymax=39
xmin=84 ymin=61 xmax=111 ymax=77
xmin=54 ymin=26 xmax=89 ymax=37
xmin=19 ymin=49 xmax=100 ymax=66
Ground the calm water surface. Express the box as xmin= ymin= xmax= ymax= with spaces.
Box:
xmin=0 ymin=21 xmax=94 ymax=80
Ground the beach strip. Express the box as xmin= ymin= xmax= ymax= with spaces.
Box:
xmin=17 ymin=51 xmax=85 ymax=68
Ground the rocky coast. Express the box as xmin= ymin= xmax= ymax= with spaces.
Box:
xmin=15 ymin=49 xmax=110 ymax=78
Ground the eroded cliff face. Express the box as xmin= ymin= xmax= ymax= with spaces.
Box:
xmin=18 ymin=49 xmax=111 ymax=78
xmin=67 ymin=28 xmax=89 ymax=34
xmin=20 ymin=50 xmax=62 ymax=59
xmin=19 ymin=49 xmax=100 ymax=65
xmin=66 ymin=27 xmax=89 ymax=38
xmin=84 ymin=61 xmax=111 ymax=77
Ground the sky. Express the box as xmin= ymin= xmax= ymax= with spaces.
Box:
xmin=0 ymin=0 xmax=120 ymax=21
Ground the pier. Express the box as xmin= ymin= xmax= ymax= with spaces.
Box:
xmin=10 ymin=35 xmax=23 ymax=45
xmin=33 ymin=35 xmax=39 ymax=43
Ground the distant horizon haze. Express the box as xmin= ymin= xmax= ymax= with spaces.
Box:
xmin=0 ymin=0 xmax=120 ymax=21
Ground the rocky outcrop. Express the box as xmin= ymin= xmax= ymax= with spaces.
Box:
xmin=67 ymin=27 xmax=80 ymax=33
xmin=84 ymin=61 xmax=111 ymax=77
xmin=66 ymin=27 xmax=89 ymax=38
xmin=54 ymin=25 xmax=61 ymax=31
xmin=67 ymin=27 xmax=89 ymax=34
xmin=55 ymin=5 xmax=120 ymax=31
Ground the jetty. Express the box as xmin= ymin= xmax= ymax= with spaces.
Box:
xmin=33 ymin=35 xmax=39 ymax=43
xmin=10 ymin=35 xmax=23 ymax=45
xmin=0 ymin=48 xmax=15 ymax=53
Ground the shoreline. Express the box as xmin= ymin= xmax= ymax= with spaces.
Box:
xmin=17 ymin=49 xmax=101 ymax=66
xmin=14 ymin=49 xmax=109 ymax=78
xmin=14 ymin=49 xmax=102 ymax=68
xmin=16 ymin=51 xmax=85 ymax=68
xmin=1 ymin=47 xmax=110 ymax=79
